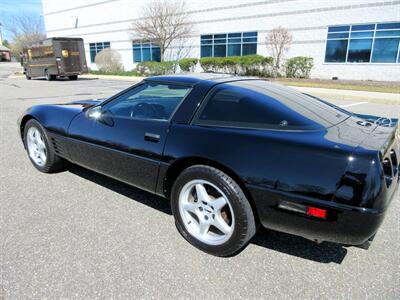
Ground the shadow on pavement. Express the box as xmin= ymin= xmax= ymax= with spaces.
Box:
xmin=68 ymin=164 xmax=347 ymax=264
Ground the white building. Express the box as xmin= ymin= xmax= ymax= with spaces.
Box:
xmin=42 ymin=0 xmax=400 ymax=81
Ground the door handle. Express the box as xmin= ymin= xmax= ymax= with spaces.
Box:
xmin=144 ymin=132 xmax=160 ymax=143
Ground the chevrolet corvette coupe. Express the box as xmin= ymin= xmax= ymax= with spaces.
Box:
xmin=18 ymin=74 xmax=399 ymax=256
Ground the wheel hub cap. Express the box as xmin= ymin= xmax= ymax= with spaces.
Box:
xmin=178 ymin=179 xmax=235 ymax=246
xmin=27 ymin=127 xmax=47 ymax=167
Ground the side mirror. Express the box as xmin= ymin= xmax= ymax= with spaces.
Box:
xmin=87 ymin=106 xmax=114 ymax=126
xmin=87 ymin=106 xmax=103 ymax=119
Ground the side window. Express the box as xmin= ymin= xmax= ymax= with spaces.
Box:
xmin=102 ymin=82 xmax=190 ymax=120
xmin=195 ymin=84 xmax=313 ymax=129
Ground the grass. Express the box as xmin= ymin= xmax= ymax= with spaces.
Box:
xmin=89 ymin=70 xmax=143 ymax=77
xmin=274 ymin=78 xmax=400 ymax=94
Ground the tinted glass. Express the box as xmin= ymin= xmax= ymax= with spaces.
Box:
xmin=228 ymin=44 xmax=241 ymax=56
xmin=152 ymin=47 xmax=161 ymax=62
xmin=375 ymin=30 xmax=400 ymax=37
xmin=328 ymin=26 xmax=350 ymax=32
xmin=142 ymin=47 xmax=151 ymax=61
xmin=371 ymin=38 xmax=400 ymax=62
xmin=103 ymin=83 xmax=191 ymax=120
xmin=242 ymin=43 xmax=257 ymax=55
xmin=196 ymin=81 xmax=348 ymax=130
xmin=133 ymin=49 xmax=142 ymax=62
xmin=352 ymin=24 xmax=375 ymax=31
xmin=347 ymin=39 xmax=372 ymax=62
xmin=327 ymin=32 xmax=349 ymax=39
xmin=350 ymin=31 xmax=373 ymax=38
xmin=201 ymin=45 xmax=212 ymax=57
xmin=325 ymin=40 xmax=348 ymax=62
xmin=214 ymin=44 xmax=226 ymax=57
xmin=377 ymin=23 xmax=400 ymax=30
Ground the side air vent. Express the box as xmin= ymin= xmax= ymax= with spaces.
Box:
xmin=51 ymin=137 xmax=66 ymax=157
xmin=382 ymin=157 xmax=393 ymax=187
xmin=390 ymin=149 xmax=398 ymax=176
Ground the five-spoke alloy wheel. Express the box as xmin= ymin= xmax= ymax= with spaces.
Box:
xmin=23 ymin=119 xmax=66 ymax=173
xmin=172 ymin=165 xmax=256 ymax=257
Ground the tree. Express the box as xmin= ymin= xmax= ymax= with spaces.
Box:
xmin=266 ymin=27 xmax=292 ymax=74
xmin=130 ymin=0 xmax=193 ymax=62
xmin=95 ymin=48 xmax=124 ymax=72
xmin=2 ymin=14 xmax=46 ymax=56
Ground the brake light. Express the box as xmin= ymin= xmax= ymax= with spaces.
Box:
xmin=307 ymin=207 xmax=327 ymax=219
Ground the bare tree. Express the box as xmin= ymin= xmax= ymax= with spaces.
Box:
xmin=2 ymin=14 xmax=45 ymax=56
xmin=266 ymin=27 xmax=292 ymax=74
xmin=130 ymin=0 xmax=193 ymax=61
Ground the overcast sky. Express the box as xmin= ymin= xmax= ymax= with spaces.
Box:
xmin=1 ymin=0 xmax=44 ymax=41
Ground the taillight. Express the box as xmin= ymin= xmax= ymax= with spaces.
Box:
xmin=278 ymin=201 xmax=327 ymax=219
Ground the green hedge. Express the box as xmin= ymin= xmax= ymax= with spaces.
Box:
xmin=285 ymin=56 xmax=314 ymax=78
xmin=136 ymin=61 xmax=175 ymax=76
xmin=178 ymin=58 xmax=198 ymax=72
xmin=199 ymin=55 xmax=273 ymax=76
xmin=90 ymin=70 xmax=142 ymax=76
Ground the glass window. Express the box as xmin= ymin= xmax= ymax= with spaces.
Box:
xmin=228 ymin=44 xmax=241 ymax=56
xmin=352 ymin=24 xmax=375 ymax=31
xmin=325 ymin=22 xmax=400 ymax=63
xmin=328 ymin=26 xmax=350 ymax=32
xmin=103 ymin=83 xmax=191 ymax=120
xmin=132 ymin=41 xmax=161 ymax=62
xmin=375 ymin=30 xmax=400 ymax=37
xmin=89 ymin=42 xmax=111 ymax=63
xmin=325 ymin=40 xmax=348 ymax=62
xmin=201 ymin=45 xmax=212 ymax=57
xmin=200 ymin=32 xmax=257 ymax=58
xmin=195 ymin=81 xmax=348 ymax=130
xmin=376 ymin=23 xmax=400 ymax=30
xmin=242 ymin=43 xmax=257 ymax=56
xmin=350 ymin=31 xmax=374 ymax=38
xmin=371 ymin=38 xmax=400 ymax=62
xmin=347 ymin=39 xmax=373 ymax=62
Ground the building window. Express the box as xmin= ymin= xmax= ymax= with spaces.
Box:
xmin=200 ymin=32 xmax=257 ymax=58
xmin=132 ymin=41 xmax=161 ymax=62
xmin=89 ymin=42 xmax=110 ymax=63
xmin=325 ymin=22 xmax=400 ymax=63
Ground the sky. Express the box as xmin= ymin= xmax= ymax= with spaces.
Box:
xmin=1 ymin=0 xmax=44 ymax=41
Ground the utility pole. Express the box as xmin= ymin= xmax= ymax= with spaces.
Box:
xmin=0 ymin=22 xmax=3 ymax=46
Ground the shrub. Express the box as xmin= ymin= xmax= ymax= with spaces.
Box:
xmin=178 ymin=58 xmax=198 ymax=72
xmin=199 ymin=55 xmax=274 ymax=76
xmin=136 ymin=61 xmax=175 ymax=75
xmin=285 ymin=56 xmax=314 ymax=78
xmin=95 ymin=48 xmax=124 ymax=72
xmin=90 ymin=70 xmax=142 ymax=76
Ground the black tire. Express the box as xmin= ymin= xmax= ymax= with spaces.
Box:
xmin=69 ymin=75 xmax=78 ymax=80
xmin=23 ymin=119 xmax=66 ymax=173
xmin=171 ymin=165 xmax=256 ymax=257
xmin=45 ymin=70 xmax=55 ymax=81
xmin=25 ymin=72 xmax=31 ymax=80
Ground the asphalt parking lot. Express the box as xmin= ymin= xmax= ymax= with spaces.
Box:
xmin=1 ymin=66 xmax=399 ymax=299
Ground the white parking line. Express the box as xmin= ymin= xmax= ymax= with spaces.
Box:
xmin=339 ymin=102 xmax=368 ymax=108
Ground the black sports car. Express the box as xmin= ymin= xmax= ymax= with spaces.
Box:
xmin=18 ymin=74 xmax=399 ymax=256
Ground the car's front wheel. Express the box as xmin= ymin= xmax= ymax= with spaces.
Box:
xmin=23 ymin=119 xmax=66 ymax=173
xmin=171 ymin=165 xmax=256 ymax=256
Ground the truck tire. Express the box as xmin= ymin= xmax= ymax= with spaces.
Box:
xmin=69 ymin=75 xmax=78 ymax=80
xmin=45 ymin=70 xmax=55 ymax=81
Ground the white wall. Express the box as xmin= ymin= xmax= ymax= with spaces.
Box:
xmin=42 ymin=0 xmax=400 ymax=81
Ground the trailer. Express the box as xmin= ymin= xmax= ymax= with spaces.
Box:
xmin=23 ymin=37 xmax=88 ymax=80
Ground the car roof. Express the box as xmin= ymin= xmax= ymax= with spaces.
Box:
xmin=145 ymin=73 xmax=254 ymax=85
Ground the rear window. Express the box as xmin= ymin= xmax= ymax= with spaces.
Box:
xmin=195 ymin=80 xmax=349 ymax=130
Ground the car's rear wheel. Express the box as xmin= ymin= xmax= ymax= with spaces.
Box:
xmin=171 ymin=165 xmax=256 ymax=256
xmin=23 ymin=119 xmax=66 ymax=173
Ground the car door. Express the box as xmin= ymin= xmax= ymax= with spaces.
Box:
xmin=67 ymin=81 xmax=192 ymax=193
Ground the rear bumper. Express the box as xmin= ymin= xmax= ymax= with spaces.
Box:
xmin=249 ymin=182 xmax=397 ymax=245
